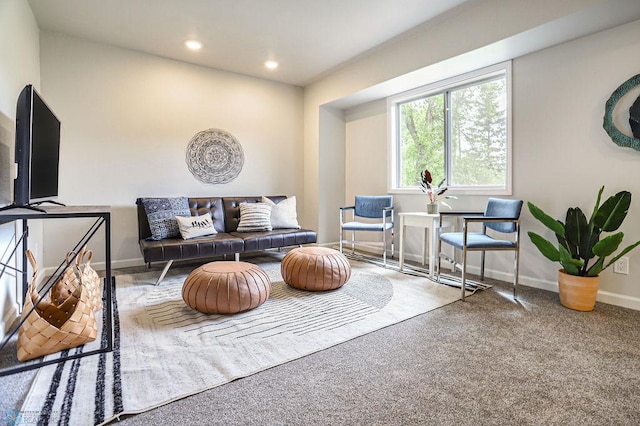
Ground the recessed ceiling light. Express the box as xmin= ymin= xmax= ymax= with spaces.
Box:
xmin=265 ymin=60 xmax=279 ymax=70
xmin=185 ymin=40 xmax=203 ymax=51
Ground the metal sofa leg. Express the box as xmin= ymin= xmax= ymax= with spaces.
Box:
xmin=235 ymin=253 xmax=240 ymax=261
xmin=155 ymin=260 xmax=174 ymax=286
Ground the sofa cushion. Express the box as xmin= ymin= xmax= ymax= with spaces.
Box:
xmin=141 ymin=197 xmax=191 ymax=240
xmin=261 ymin=196 xmax=301 ymax=229
xmin=236 ymin=202 xmax=272 ymax=232
xmin=176 ymin=212 xmax=217 ymax=239
xmin=139 ymin=233 xmax=244 ymax=263
xmin=231 ymin=229 xmax=318 ymax=252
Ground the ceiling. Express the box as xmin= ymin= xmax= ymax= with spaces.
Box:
xmin=27 ymin=0 xmax=470 ymax=87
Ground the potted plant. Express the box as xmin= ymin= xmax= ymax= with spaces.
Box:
xmin=527 ymin=186 xmax=640 ymax=311
xmin=420 ymin=169 xmax=455 ymax=214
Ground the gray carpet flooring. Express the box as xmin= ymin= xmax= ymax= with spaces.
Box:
xmin=2 ymin=259 xmax=639 ymax=425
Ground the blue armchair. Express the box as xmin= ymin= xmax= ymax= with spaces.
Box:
xmin=339 ymin=195 xmax=394 ymax=265
xmin=437 ymin=198 xmax=523 ymax=301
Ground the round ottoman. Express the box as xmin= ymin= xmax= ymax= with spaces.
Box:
xmin=281 ymin=247 xmax=351 ymax=291
xmin=182 ymin=261 xmax=271 ymax=314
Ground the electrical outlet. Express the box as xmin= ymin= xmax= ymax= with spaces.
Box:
xmin=613 ymin=257 xmax=629 ymax=275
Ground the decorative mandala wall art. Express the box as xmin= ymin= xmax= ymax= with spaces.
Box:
xmin=603 ymin=73 xmax=640 ymax=151
xmin=186 ymin=128 xmax=244 ymax=184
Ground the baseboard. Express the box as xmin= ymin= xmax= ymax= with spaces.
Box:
xmin=460 ymin=264 xmax=640 ymax=311
xmin=588 ymin=290 xmax=640 ymax=310
xmin=327 ymin=241 xmax=640 ymax=311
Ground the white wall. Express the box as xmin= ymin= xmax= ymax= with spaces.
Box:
xmin=38 ymin=32 xmax=304 ymax=269
xmin=342 ymin=20 xmax=640 ymax=308
xmin=0 ymin=0 xmax=40 ymax=118
xmin=0 ymin=0 xmax=41 ymax=337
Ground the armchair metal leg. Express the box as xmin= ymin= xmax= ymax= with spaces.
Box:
xmin=339 ymin=227 xmax=343 ymax=253
xmin=480 ymin=250 xmax=486 ymax=281
xmin=513 ymin=249 xmax=520 ymax=300
xmin=352 ymin=231 xmax=356 ymax=254
xmin=391 ymin=227 xmax=395 ymax=258
xmin=382 ymin=228 xmax=387 ymax=266
xmin=461 ymin=248 xmax=468 ymax=301
xmin=436 ymin=238 xmax=443 ymax=282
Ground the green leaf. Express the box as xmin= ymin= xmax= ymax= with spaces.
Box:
xmin=558 ymin=245 xmax=583 ymax=266
xmin=587 ymin=257 xmax=604 ymax=277
xmin=593 ymin=191 xmax=631 ymax=232
xmin=588 ymin=185 xmax=604 ymax=225
xmin=558 ymin=244 xmax=583 ymax=275
xmin=562 ymin=263 xmax=581 ymax=275
xmin=565 ymin=207 xmax=590 ymax=259
xmin=603 ymin=240 xmax=640 ymax=270
xmin=528 ymin=232 xmax=560 ymax=262
xmin=592 ymin=232 xmax=624 ymax=257
xmin=556 ymin=233 xmax=576 ymax=258
xmin=527 ymin=202 xmax=565 ymax=236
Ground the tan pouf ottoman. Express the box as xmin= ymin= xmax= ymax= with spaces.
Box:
xmin=281 ymin=247 xmax=351 ymax=291
xmin=182 ymin=261 xmax=271 ymax=314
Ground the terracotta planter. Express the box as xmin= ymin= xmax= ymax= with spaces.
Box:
xmin=557 ymin=269 xmax=600 ymax=311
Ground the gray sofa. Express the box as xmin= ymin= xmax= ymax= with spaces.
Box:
xmin=136 ymin=195 xmax=317 ymax=284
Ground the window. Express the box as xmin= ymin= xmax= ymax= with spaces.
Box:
xmin=389 ymin=62 xmax=511 ymax=194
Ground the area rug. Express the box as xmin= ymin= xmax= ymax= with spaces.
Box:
xmin=19 ymin=255 xmax=462 ymax=425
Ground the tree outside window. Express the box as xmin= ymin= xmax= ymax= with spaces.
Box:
xmin=392 ymin=65 xmax=510 ymax=193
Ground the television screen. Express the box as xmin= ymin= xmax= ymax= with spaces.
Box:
xmin=13 ymin=85 xmax=61 ymax=206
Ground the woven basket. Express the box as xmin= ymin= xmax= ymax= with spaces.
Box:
xmin=17 ymin=250 xmax=98 ymax=362
xmin=76 ymin=246 xmax=103 ymax=312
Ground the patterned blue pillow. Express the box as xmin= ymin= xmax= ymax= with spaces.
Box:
xmin=141 ymin=197 xmax=191 ymax=240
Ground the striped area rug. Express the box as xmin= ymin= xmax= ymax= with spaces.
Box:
xmin=19 ymin=255 xmax=462 ymax=425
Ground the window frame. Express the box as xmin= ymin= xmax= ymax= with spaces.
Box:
xmin=387 ymin=61 xmax=512 ymax=196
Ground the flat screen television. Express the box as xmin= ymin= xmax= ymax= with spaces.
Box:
xmin=12 ymin=84 xmax=61 ymax=209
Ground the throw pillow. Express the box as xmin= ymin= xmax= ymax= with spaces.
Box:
xmin=175 ymin=212 xmax=217 ymax=239
xmin=141 ymin=197 xmax=191 ymax=240
xmin=261 ymin=196 xmax=301 ymax=229
xmin=236 ymin=202 xmax=272 ymax=232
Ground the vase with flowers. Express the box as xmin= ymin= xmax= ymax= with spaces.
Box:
xmin=420 ymin=168 xmax=456 ymax=214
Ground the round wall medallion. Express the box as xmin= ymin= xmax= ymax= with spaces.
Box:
xmin=186 ymin=128 xmax=244 ymax=184
xmin=603 ymin=74 xmax=640 ymax=151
